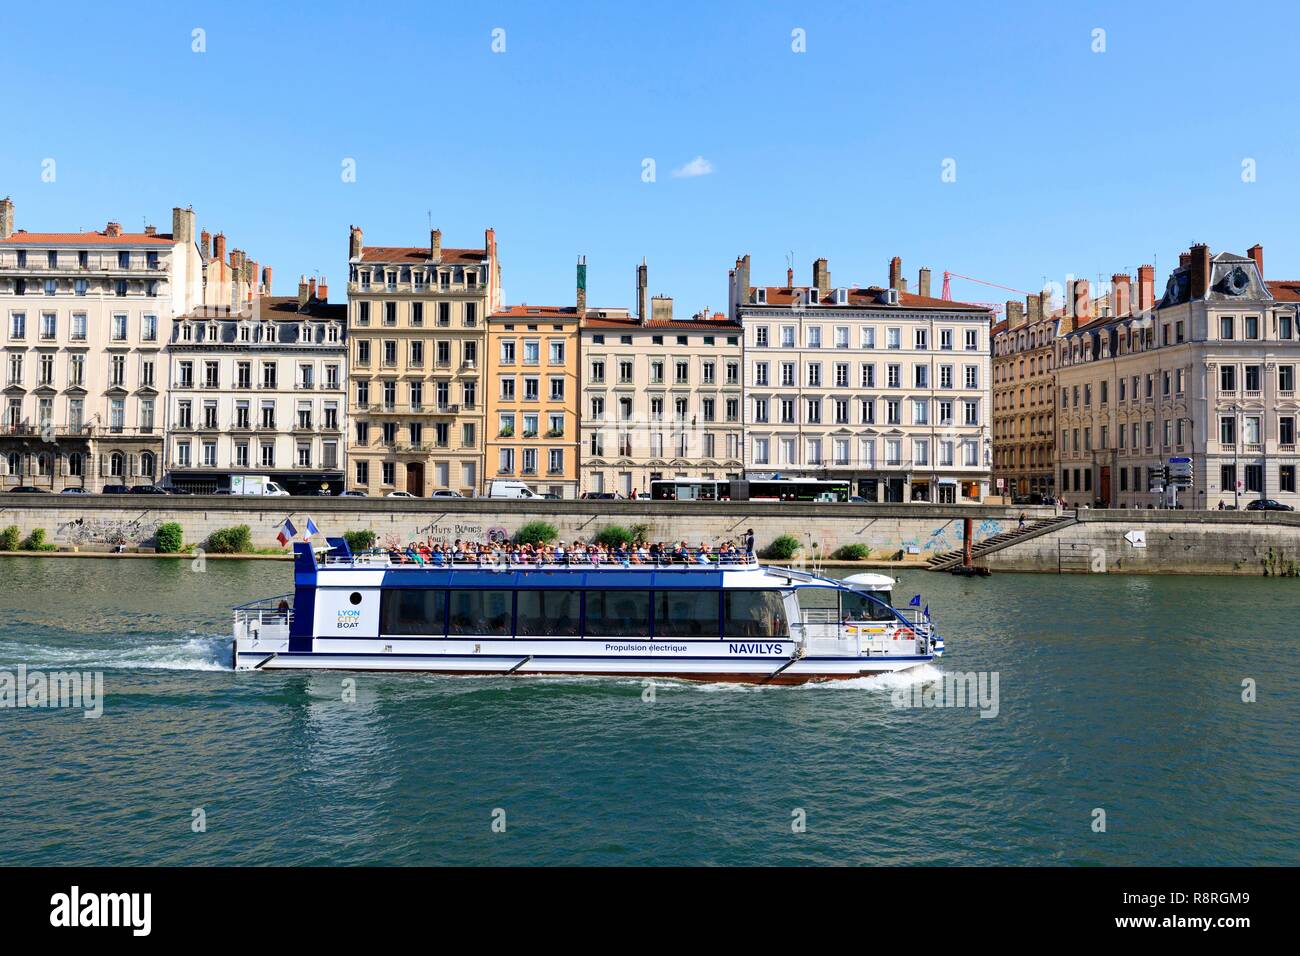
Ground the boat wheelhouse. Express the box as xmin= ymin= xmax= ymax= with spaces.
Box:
xmin=233 ymin=540 xmax=942 ymax=684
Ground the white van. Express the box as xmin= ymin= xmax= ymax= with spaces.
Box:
xmin=488 ymin=479 xmax=541 ymax=499
xmin=231 ymin=475 xmax=291 ymax=497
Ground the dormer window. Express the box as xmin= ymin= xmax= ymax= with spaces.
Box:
xmin=835 ymin=288 xmax=848 ymax=305
xmin=885 ymin=289 xmax=900 ymax=306
xmin=754 ymin=288 xmax=767 ymax=305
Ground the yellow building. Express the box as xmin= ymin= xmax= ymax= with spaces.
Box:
xmin=483 ymin=258 xmax=585 ymax=497
xmin=346 ymin=226 xmax=499 ymax=496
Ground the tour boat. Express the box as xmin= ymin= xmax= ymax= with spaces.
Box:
xmin=232 ymin=540 xmax=943 ymax=684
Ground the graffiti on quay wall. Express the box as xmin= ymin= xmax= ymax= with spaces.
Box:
xmin=57 ymin=516 xmax=161 ymax=547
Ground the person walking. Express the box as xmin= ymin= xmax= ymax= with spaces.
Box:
xmin=1017 ymin=511 xmax=1027 ymax=530
xmin=743 ymin=528 xmax=755 ymax=555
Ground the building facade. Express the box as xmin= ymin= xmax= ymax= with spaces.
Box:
xmin=732 ymin=254 xmax=993 ymax=503
xmin=1054 ymin=245 xmax=1300 ymax=509
xmin=0 ymin=198 xmax=204 ymax=491
xmin=346 ymin=226 xmax=499 ymax=496
xmin=164 ymin=281 xmax=347 ymax=494
xmin=484 ymin=259 xmax=585 ymax=497
xmin=991 ymin=292 xmax=1058 ymax=498
xmin=580 ymin=261 xmax=744 ymax=496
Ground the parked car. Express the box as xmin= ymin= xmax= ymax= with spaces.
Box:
xmin=580 ymin=492 xmax=618 ymax=500
xmin=430 ymin=489 xmax=464 ymax=498
xmin=1012 ymin=493 xmax=1045 ymax=505
xmin=339 ymin=490 xmax=368 ymax=498
xmin=539 ymin=493 xmax=562 ymax=500
xmin=59 ymin=487 xmax=89 ymax=495
xmin=100 ymin=485 xmax=131 ymax=494
xmin=1245 ymin=499 xmax=1295 ymax=512
xmin=386 ymin=490 xmax=417 ymax=498
xmin=129 ymin=484 xmax=169 ymax=495
xmin=5 ymin=486 xmax=49 ymax=494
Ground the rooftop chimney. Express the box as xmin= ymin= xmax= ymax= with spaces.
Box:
xmin=1136 ymin=265 xmax=1155 ymax=314
xmin=1111 ymin=273 xmax=1132 ymax=317
xmin=144 ymin=225 xmax=157 ymax=237
xmin=1178 ymin=251 xmax=1192 ymax=268
xmin=0 ymin=197 xmax=13 ymax=239
xmin=316 ymin=275 xmax=327 ymax=302
xmin=308 ymin=277 xmax=317 ymax=301
xmin=576 ymin=255 xmax=587 ymax=319
xmin=348 ymin=225 xmax=363 ymax=261
xmin=171 ymin=206 xmax=195 ymax=246
xmin=1248 ymin=243 xmax=1264 ymax=278
xmin=651 ymin=295 xmax=673 ymax=322
xmin=918 ymin=267 xmax=932 ymax=299
xmin=786 ymin=266 xmax=794 ymax=289
xmin=262 ymin=266 xmax=273 ymax=295
xmin=1025 ymin=293 xmax=1042 ymax=323
xmin=213 ymin=233 xmax=227 ymax=264
xmin=1007 ymin=300 xmax=1026 ymax=328
xmin=1189 ymin=243 xmax=1211 ymax=298
xmin=812 ymin=257 xmax=830 ymax=294
xmin=199 ymin=230 xmax=211 ymax=258
xmin=105 ymin=221 xmax=123 ymax=238
xmin=431 ymin=228 xmax=442 ymax=263
xmin=888 ymin=256 xmax=903 ymax=291
xmin=298 ymin=274 xmax=310 ymax=308
xmin=636 ymin=258 xmax=648 ymax=324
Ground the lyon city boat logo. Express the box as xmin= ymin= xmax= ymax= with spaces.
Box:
xmin=336 ymin=608 xmax=362 ymax=630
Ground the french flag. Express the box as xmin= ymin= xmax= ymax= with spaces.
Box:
xmin=276 ymin=518 xmax=297 ymax=546
xmin=303 ymin=517 xmax=320 ymax=542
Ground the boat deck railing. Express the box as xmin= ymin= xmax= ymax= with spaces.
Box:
xmin=320 ymin=548 xmax=761 ymax=571
xmin=233 ymin=595 xmax=294 ymax=630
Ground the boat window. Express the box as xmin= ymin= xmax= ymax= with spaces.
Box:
xmin=448 ymin=590 xmax=513 ymax=636
xmin=841 ymin=590 xmax=895 ymax=622
xmin=380 ymin=589 xmax=447 ymax=636
xmin=583 ymin=590 xmax=649 ymax=638
xmin=724 ymin=590 xmax=789 ymax=638
xmin=516 ymin=590 xmax=581 ymax=637
xmin=654 ymin=590 xmax=721 ymax=638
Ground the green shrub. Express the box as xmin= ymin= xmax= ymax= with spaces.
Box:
xmin=154 ymin=522 xmax=184 ymax=553
xmin=0 ymin=525 xmax=19 ymax=552
xmin=762 ymin=533 xmax=802 ymax=560
xmin=514 ymin=521 xmax=558 ymax=546
xmin=832 ymin=543 xmax=872 ymax=561
xmin=20 ymin=528 xmax=54 ymax=551
xmin=206 ymin=524 xmax=253 ymax=554
xmin=343 ymin=529 xmax=377 ymax=552
xmin=592 ymin=523 xmax=649 ymax=548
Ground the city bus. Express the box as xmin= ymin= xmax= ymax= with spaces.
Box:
xmin=649 ymin=478 xmax=851 ymax=502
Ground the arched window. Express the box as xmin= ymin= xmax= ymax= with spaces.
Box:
xmin=6 ymin=452 xmax=20 ymax=476
xmin=68 ymin=452 xmax=84 ymax=477
xmin=110 ymin=452 xmax=125 ymax=477
xmin=140 ymin=452 xmax=156 ymax=479
xmin=37 ymin=453 xmax=52 ymax=476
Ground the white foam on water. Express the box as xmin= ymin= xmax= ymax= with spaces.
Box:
xmin=797 ymin=664 xmax=945 ymax=691
xmin=0 ymin=633 xmax=231 ymax=672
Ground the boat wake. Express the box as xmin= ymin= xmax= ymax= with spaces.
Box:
xmin=0 ymin=632 xmax=232 ymax=672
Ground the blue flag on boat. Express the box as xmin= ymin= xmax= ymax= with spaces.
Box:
xmin=909 ymin=594 xmax=922 ymax=607
xmin=303 ymin=517 xmax=320 ymax=542
xmin=924 ymin=604 xmax=931 ymax=620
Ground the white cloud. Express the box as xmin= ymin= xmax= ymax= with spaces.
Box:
xmin=671 ymin=156 xmax=714 ymax=178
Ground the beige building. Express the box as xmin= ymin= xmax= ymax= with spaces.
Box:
xmin=991 ymin=292 xmax=1059 ymax=499
xmin=164 ymin=278 xmax=347 ymax=494
xmin=1055 ymin=244 xmax=1300 ymax=509
xmin=346 ymin=226 xmax=500 ymax=496
xmin=580 ymin=260 xmax=744 ymax=496
xmin=733 ymin=254 xmax=993 ymax=503
xmin=0 ymin=198 xmax=205 ymax=491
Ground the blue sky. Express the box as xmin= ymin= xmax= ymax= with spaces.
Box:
xmin=3 ymin=0 xmax=1300 ymax=312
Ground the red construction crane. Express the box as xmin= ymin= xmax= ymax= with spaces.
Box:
xmin=940 ymin=271 xmax=1033 ymax=314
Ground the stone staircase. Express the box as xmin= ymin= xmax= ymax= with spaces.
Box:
xmin=926 ymin=515 xmax=1078 ymax=571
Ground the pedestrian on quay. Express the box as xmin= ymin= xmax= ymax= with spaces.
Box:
xmin=743 ymin=528 xmax=755 ymax=555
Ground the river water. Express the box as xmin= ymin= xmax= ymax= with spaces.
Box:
xmin=0 ymin=556 xmax=1295 ymax=865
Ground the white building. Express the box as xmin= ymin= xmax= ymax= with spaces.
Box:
xmin=0 ymin=198 xmax=204 ymax=491
xmin=731 ymin=254 xmax=993 ymax=503
xmin=164 ymin=280 xmax=348 ymax=494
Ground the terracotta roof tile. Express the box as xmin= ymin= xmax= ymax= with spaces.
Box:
xmin=0 ymin=230 xmax=175 ymax=246
xmin=359 ymin=246 xmax=486 ymax=265
xmin=581 ymin=313 xmax=741 ymax=331
xmin=744 ymin=285 xmax=988 ymax=311
xmin=1266 ymin=280 xmax=1300 ymax=302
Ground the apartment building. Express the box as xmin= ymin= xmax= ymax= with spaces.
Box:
xmin=485 ymin=260 xmax=584 ymax=497
xmin=164 ymin=278 xmax=347 ymax=494
xmin=580 ymin=260 xmax=744 ymax=496
xmin=731 ymin=254 xmax=993 ymax=503
xmin=991 ymin=292 xmax=1059 ymax=498
xmin=346 ymin=225 xmax=500 ymax=496
xmin=1055 ymin=244 xmax=1300 ymax=509
xmin=0 ymin=198 xmax=205 ymax=491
